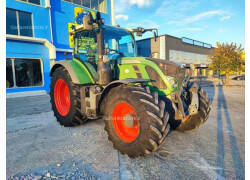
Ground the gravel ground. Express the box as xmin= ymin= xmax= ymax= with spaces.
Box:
xmin=6 ymin=86 xmax=245 ymax=180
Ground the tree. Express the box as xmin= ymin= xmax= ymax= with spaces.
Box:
xmin=241 ymin=51 xmax=245 ymax=73
xmin=208 ymin=42 xmax=244 ymax=85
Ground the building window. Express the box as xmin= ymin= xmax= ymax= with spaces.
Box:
xmin=6 ymin=9 xmax=18 ymax=35
xmin=6 ymin=58 xmax=43 ymax=88
xmin=82 ymin=0 xmax=90 ymax=8
xmin=73 ymin=0 xmax=82 ymax=5
xmin=90 ymin=0 xmax=98 ymax=10
xmin=63 ymin=0 xmax=107 ymax=13
xmin=6 ymin=9 xmax=33 ymax=37
xmin=19 ymin=11 xmax=33 ymax=37
xmin=182 ymin=37 xmax=212 ymax=49
xmin=20 ymin=0 xmax=41 ymax=5
xmin=6 ymin=59 xmax=14 ymax=88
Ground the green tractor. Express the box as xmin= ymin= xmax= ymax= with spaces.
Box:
xmin=50 ymin=12 xmax=211 ymax=157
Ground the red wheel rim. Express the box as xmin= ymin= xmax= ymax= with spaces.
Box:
xmin=182 ymin=115 xmax=190 ymax=122
xmin=112 ymin=102 xmax=139 ymax=142
xmin=54 ymin=79 xmax=70 ymax=116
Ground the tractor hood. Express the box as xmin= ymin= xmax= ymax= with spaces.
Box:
xmin=146 ymin=58 xmax=186 ymax=88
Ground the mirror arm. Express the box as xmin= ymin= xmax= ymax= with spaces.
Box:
xmin=132 ymin=27 xmax=158 ymax=37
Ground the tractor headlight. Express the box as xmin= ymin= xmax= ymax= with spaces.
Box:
xmin=167 ymin=77 xmax=178 ymax=89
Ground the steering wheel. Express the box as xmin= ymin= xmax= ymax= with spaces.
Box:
xmin=107 ymin=52 xmax=121 ymax=61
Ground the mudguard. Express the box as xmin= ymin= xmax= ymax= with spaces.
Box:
xmin=50 ymin=60 xmax=95 ymax=84
xmin=97 ymin=78 xmax=151 ymax=113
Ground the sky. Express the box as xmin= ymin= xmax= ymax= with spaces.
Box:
xmin=114 ymin=0 xmax=245 ymax=48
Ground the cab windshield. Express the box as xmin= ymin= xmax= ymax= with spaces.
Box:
xmin=104 ymin=25 xmax=137 ymax=57
xmin=73 ymin=25 xmax=137 ymax=63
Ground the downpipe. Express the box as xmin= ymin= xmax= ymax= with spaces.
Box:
xmin=97 ymin=27 xmax=112 ymax=85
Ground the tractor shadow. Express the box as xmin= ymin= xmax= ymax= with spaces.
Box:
xmin=216 ymin=87 xmax=244 ymax=179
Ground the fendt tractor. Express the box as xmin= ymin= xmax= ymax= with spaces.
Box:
xmin=50 ymin=12 xmax=211 ymax=157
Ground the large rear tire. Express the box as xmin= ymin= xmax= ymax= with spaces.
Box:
xmin=175 ymin=85 xmax=211 ymax=132
xmin=103 ymin=85 xmax=170 ymax=157
xmin=50 ymin=67 xmax=86 ymax=126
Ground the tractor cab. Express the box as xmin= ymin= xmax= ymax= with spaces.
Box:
xmin=70 ymin=12 xmax=158 ymax=85
xmin=72 ymin=25 xmax=137 ymax=68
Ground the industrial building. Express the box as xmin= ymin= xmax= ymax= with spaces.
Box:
xmin=6 ymin=0 xmax=114 ymax=94
xmin=137 ymin=35 xmax=215 ymax=76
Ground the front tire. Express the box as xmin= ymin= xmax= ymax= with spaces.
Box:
xmin=50 ymin=67 xmax=86 ymax=126
xmin=103 ymin=85 xmax=170 ymax=157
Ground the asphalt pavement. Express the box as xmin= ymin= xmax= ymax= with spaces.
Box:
xmin=6 ymin=86 xmax=245 ymax=180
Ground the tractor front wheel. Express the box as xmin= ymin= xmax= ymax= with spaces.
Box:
xmin=50 ymin=67 xmax=86 ymax=126
xmin=103 ymin=85 xmax=170 ymax=157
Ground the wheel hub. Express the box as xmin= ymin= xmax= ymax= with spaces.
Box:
xmin=112 ymin=102 xmax=139 ymax=142
xmin=123 ymin=114 xmax=135 ymax=128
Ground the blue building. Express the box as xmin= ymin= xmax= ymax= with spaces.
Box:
xmin=6 ymin=0 xmax=114 ymax=94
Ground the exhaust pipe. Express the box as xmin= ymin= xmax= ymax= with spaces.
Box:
xmin=96 ymin=16 xmax=112 ymax=85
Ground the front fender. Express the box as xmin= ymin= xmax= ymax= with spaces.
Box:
xmin=97 ymin=78 xmax=150 ymax=114
xmin=50 ymin=60 xmax=95 ymax=84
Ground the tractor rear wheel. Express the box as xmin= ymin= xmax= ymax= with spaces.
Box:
xmin=103 ymin=85 xmax=170 ymax=157
xmin=175 ymin=85 xmax=211 ymax=132
xmin=50 ymin=67 xmax=86 ymax=126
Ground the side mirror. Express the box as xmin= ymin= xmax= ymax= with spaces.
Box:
xmin=83 ymin=16 xmax=93 ymax=30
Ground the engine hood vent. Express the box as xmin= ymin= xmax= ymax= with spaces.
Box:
xmin=146 ymin=58 xmax=186 ymax=88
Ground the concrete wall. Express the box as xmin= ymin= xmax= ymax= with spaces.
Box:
xmin=137 ymin=35 xmax=213 ymax=62
xmin=150 ymin=36 xmax=160 ymax=58
xmin=165 ymin=35 xmax=212 ymax=61
xmin=136 ymin=34 xmax=215 ymax=76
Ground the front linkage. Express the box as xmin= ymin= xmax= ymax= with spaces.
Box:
xmin=169 ymin=83 xmax=199 ymax=120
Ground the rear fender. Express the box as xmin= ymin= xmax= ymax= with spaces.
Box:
xmin=50 ymin=60 xmax=95 ymax=84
